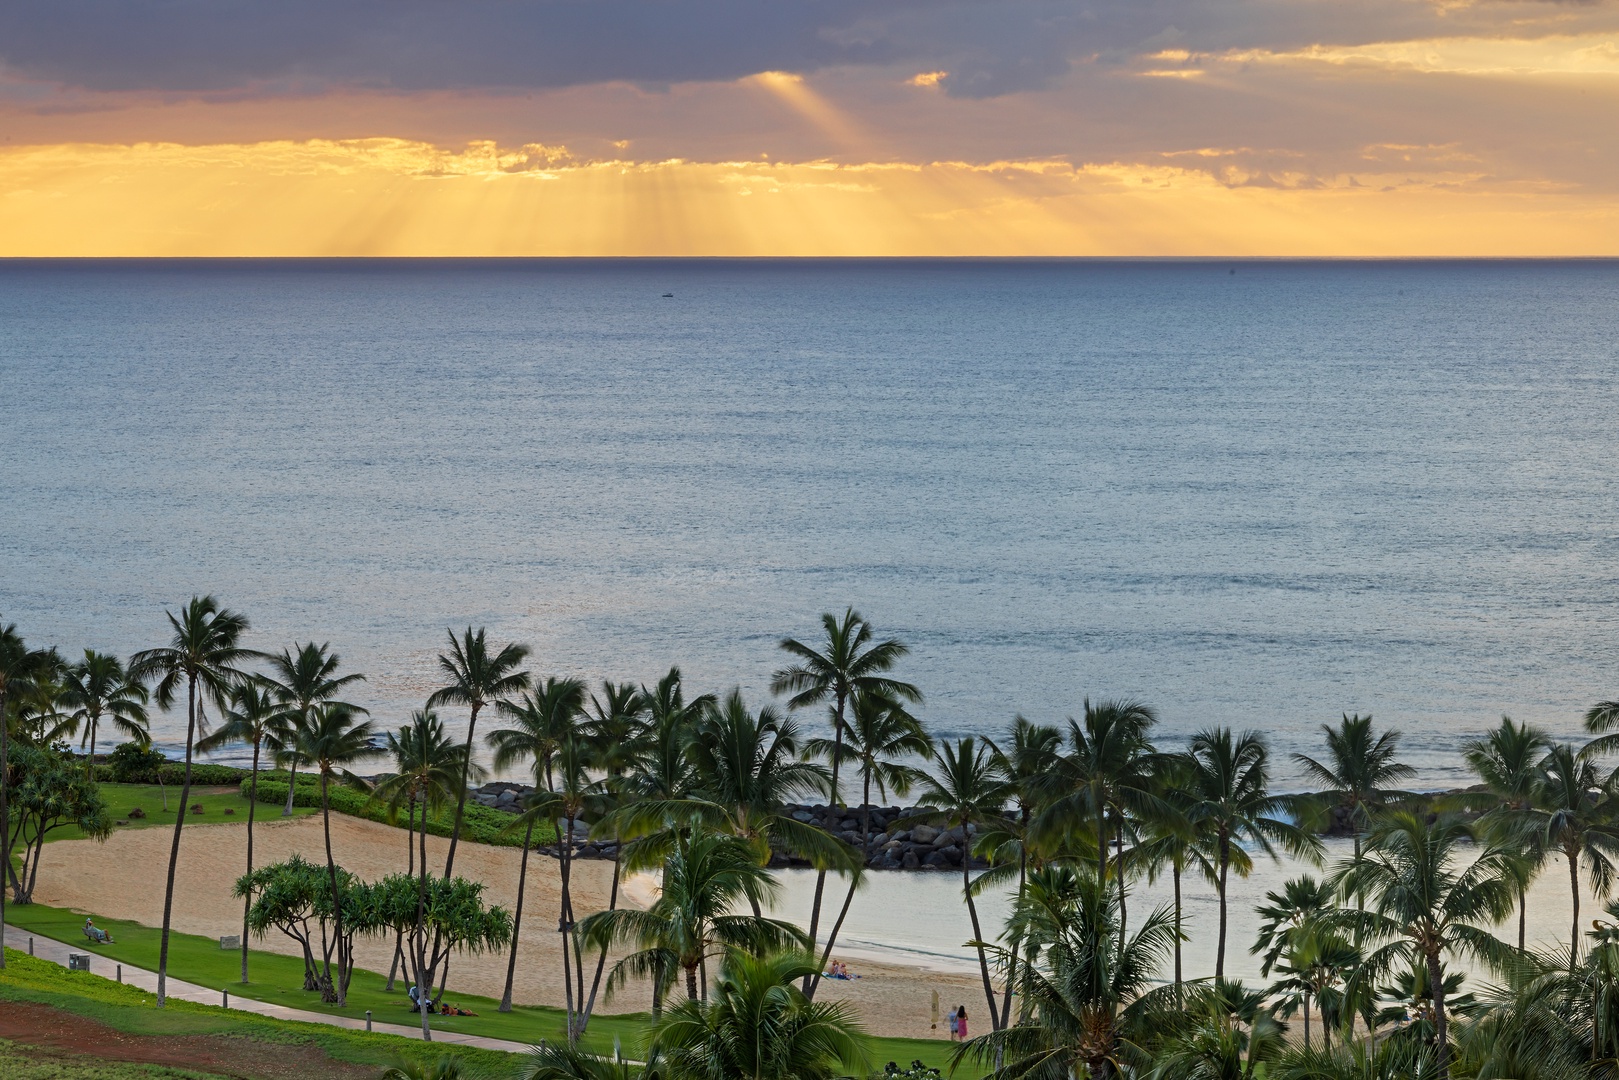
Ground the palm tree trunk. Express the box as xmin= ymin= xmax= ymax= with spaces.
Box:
xmin=1304 ymin=990 xmax=1311 ymax=1051
xmin=810 ymin=769 xmax=873 ymax=1001
xmin=1115 ymin=821 xmax=1127 ymax=943
xmin=320 ymin=770 xmax=346 ymax=1005
xmin=241 ymin=739 xmax=259 ymax=984
xmin=1173 ymin=860 xmax=1183 ymax=994
xmin=1519 ymin=887 xmax=1527 ymax=953
xmin=414 ymin=804 xmax=432 ymax=1040
xmin=499 ymin=817 xmax=537 ymax=1012
xmin=1570 ymin=845 xmax=1582 ymax=972
xmin=1429 ymin=951 xmax=1450 ymax=1079
xmin=1214 ymin=836 xmax=1229 ymax=980
xmin=580 ymin=848 xmax=621 ymax=1031
xmin=443 ymin=701 xmax=481 ymax=881
xmin=685 ymin=963 xmax=699 ymax=1001
xmin=559 ymin=812 xmax=577 ymax=1042
xmin=86 ymin=722 xmax=97 ymax=782
xmin=0 ymin=682 xmax=10 ymax=970
xmin=961 ymin=830 xmax=1000 ymax=1027
xmin=803 ymin=689 xmax=847 ymax=991
xmin=997 ymin=842 xmax=1027 ymax=1029
xmin=156 ymin=673 xmax=199 ymax=1007
xmin=283 ymin=742 xmax=299 ymax=816
xmin=387 ymin=796 xmax=416 ymax=991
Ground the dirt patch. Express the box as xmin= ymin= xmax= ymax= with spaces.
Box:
xmin=0 ymin=1000 xmax=377 ymax=1080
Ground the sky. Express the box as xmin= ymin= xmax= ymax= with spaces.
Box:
xmin=3 ymin=0 xmax=1619 ymax=255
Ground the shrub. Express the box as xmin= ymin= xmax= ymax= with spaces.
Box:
xmin=101 ymin=743 xmax=248 ymax=786
xmin=242 ymin=777 xmax=555 ymax=847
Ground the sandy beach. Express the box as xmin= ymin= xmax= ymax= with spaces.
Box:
xmin=33 ymin=814 xmax=978 ymax=1038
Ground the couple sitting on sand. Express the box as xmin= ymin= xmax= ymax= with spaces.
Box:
xmin=823 ymin=959 xmax=859 ymax=980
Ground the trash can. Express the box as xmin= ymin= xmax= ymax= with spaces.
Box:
xmin=68 ymin=953 xmax=91 ymax=972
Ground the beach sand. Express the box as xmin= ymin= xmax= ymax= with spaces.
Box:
xmin=32 ymin=814 xmax=981 ymax=1038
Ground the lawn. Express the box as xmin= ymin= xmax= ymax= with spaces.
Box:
xmin=3 ymin=904 xmax=967 ymax=1074
xmin=14 ymin=783 xmax=317 ymax=848
xmin=0 ymin=947 xmax=519 ymax=1075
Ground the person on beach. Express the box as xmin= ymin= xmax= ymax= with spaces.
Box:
xmin=956 ymin=1006 xmax=968 ymax=1041
xmin=946 ymin=1005 xmax=959 ymax=1041
xmin=83 ymin=918 xmax=112 ymax=944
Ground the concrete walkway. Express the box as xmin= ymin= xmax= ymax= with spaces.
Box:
xmin=1 ymin=926 xmax=537 ymax=1056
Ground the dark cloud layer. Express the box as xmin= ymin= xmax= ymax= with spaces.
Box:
xmin=7 ymin=0 xmax=1614 ymax=101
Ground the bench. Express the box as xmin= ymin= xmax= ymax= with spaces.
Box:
xmin=82 ymin=926 xmax=112 ymax=945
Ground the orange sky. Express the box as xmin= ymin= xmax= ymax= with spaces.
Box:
xmin=3 ymin=4 xmax=1619 ymax=255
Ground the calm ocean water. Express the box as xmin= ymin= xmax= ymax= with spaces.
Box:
xmin=4 ymin=258 xmax=1619 ymax=794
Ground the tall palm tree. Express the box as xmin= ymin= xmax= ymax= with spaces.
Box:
xmin=1182 ymin=727 xmax=1321 ymax=979
xmin=907 ymin=736 xmax=1013 ymax=1026
xmin=287 ymin=702 xmax=376 ymax=1004
xmin=486 ymin=675 xmax=587 ymax=1012
xmin=1139 ymin=753 xmax=1206 ymax=996
xmin=197 ymin=678 xmax=287 ymax=984
xmin=0 ymin=620 xmax=51 ymax=971
xmin=370 ymin=709 xmax=477 ymax=1036
xmin=578 ymin=829 xmax=809 ymax=1010
xmin=1252 ymin=875 xmax=1337 ymax=978
xmin=262 ymin=642 xmax=367 ymax=816
xmin=10 ymin=652 xmax=72 ymax=746
xmin=1032 ymin=699 xmax=1162 ymax=930
xmin=59 ymin=649 xmax=150 ymax=779
xmin=1267 ymin=925 xmax=1359 ymax=1051
xmin=651 ymin=949 xmax=870 ymax=1080
xmin=803 ymin=689 xmax=932 ymax=996
xmin=770 ymin=609 xmax=920 ymax=962
xmin=1522 ymin=743 xmax=1619 ymax=970
xmin=514 ymin=733 xmax=610 ymax=1043
xmin=1333 ymin=809 xmax=1519 ymax=1079
xmin=1463 ymin=716 xmax=1550 ymax=951
xmin=129 ymin=595 xmax=258 ymax=1006
xmin=1293 ymin=714 xmax=1414 ymax=864
xmin=955 ymin=864 xmax=1177 ymax=1080
xmin=425 ymin=627 xmax=530 ymax=879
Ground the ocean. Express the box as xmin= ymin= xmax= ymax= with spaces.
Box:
xmin=5 ymin=257 xmax=1619 ymax=978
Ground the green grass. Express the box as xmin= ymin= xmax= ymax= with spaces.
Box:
xmin=1 ymin=1040 xmax=226 ymax=1080
xmin=98 ymin=783 xmax=317 ymax=838
xmin=247 ymin=775 xmax=556 ymax=849
xmin=0 ymin=948 xmax=518 ymax=1074
xmin=3 ymin=905 xmax=968 ymax=1074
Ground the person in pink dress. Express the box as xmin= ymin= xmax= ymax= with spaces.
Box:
xmin=956 ymin=1006 xmax=968 ymax=1041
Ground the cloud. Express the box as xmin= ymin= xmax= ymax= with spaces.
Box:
xmin=6 ymin=0 xmax=1619 ymax=103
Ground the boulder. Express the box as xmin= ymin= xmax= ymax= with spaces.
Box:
xmin=923 ymin=850 xmax=948 ymax=868
xmin=902 ymin=849 xmax=921 ymax=870
xmin=792 ymin=809 xmax=814 ymax=823
xmin=871 ymin=832 xmax=890 ymax=847
xmin=911 ymin=824 xmax=939 ymax=845
xmin=840 ymin=830 xmax=862 ymax=845
xmin=942 ymin=845 xmax=963 ymax=866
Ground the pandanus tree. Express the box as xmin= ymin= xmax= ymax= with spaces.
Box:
xmin=129 ymin=596 xmax=258 ymax=1006
xmin=803 ymin=688 xmax=932 ymax=997
xmin=1333 ymin=810 xmax=1519 ymax=1080
xmin=578 ymin=829 xmax=809 ymax=1013
xmin=650 ymin=949 xmax=870 ymax=1080
xmin=197 ymin=678 xmax=287 ymax=984
xmin=1463 ymin=715 xmax=1550 ymax=951
xmin=486 ymin=676 xmax=587 ymax=1013
xmin=59 ymin=649 xmax=150 ymax=780
xmin=1520 ymin=742 xmax=1619 ymax=971
xmin=425 ymin=627 xmax=530 ymax=879
xmin=1181 ymin=728 xmax=1321 ymax=979
xmin=371 ymin=709 xmax=481 ymax=1037
xmin=0 ymin=622 xmax=52 ymax=969
xmin=770 ymin=609 xmax=920 ymax=971
xmin=1032 ymin=699 xmax=1163 ymax=936
xmin=287 ymin=702 xmax=376 ymax=1004
xmin=955 ymin=864 xmax=1177 ymax=1080
xmin=907 ymin=736 xmax=1013 ymax=1026
xmin=263 ymin=642 xmax=367 ymax=817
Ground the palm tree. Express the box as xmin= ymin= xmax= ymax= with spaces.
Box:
xmin=10 ymin=652 xmax=72 ymax=746
xmin=288 ymin=702 xmax=376 ymax=1004
xmin=59 ymin=649 xmax=150 ymax=779
xmin=1333 ymin=809 xmax=1519 ymax=1079
xmin=1463 ymin=716 xmax=1550 ymax=950
xmin=425 ymin=627 xmax=530 ymax=879
xmin=1182 ymin=727 xmax=1321 ymax=979
xmin=955 ymin=864 xmax=1177 ymax=1080
xmin=196 ymin=678 xmax=287 ymax=984
xmin=1293 ymin=714 xmax=1414 ymax=864
xmin=1521 ymin=743 xmax=1619 ymax=970
xmin=514 ymin=733 xmax=610 ymax=1043
xmin=0 ymin=619 xmax=51 ymax=971
xmin=578 ymin=829 xmax=809 ymax=1011
xmin=804 ymin=689 xmax=932 ymax=996
xmin=770 ymin=609 xmax=920 ymax=962
xmin=908 ymin=736 xmax=1013 ymax=1026
xmin=486 ymin=676 xmax=587 ymax=1012
xmin=129 ymin=595 xmax=257 ymax=1007
xmin=262 ymin=642 xmax=367 ymax=817
xmin=1032 ymin=699 xmax=1162 ymax=932
xmin=1252 ymin=875 xmax=1336 ymax=978
xmin=370 ymin=709 xmax=477 ymax=1035
xmin=651 ymin=949 xmax=870 ymax=1080
xmin=1267 ymin=925 xmax=1359 ymax=1051
xmin=1147 ymin=980 xmax=1288 ymax=1080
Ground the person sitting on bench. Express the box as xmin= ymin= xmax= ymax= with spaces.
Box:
xmin=82 ymin=918 xmax=113 ymax=944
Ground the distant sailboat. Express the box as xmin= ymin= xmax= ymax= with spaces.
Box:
xmin=662 ymin=292 xmax=674 ymax=297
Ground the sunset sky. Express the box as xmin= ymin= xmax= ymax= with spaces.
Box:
xmin=4 ymin=0 xmax=1619 ymax=256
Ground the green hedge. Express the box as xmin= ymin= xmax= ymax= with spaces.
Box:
xmin=93 ymin=762 xmax=249 ymax=786
xmin=242 ymin=775 xmax=555 ymax=848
